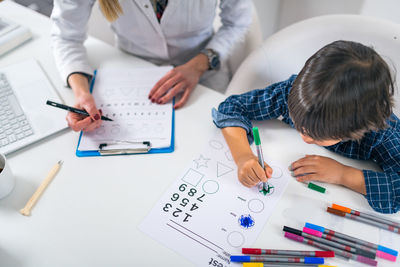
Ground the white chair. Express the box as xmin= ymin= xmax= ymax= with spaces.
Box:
xmin=87 ymin=1 xmax=262 ymax=79
xmin=226 ymin=14 xmax=400 ymax=117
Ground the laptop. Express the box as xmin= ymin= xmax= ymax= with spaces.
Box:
xmin=0 ymin=59 xmax=67 ymax=155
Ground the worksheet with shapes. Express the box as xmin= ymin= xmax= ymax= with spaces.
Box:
xmin=78 ymin=66 xmax=173 ymax=150
xmin=140 ymin=131 xmax=290 ymax=267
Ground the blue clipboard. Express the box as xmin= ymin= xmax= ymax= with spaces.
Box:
xmin=75 ymin=70 xmax=175 ymax=157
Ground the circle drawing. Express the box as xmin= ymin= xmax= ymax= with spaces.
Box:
xmin=227 ymin=231 xmax=245 ymax=248
xmin=238 ymin=214 xmax=255 ymax=229
xmin=271 ymin=166 xmax=283 ymax=179
xmin=248 ymin=199 xmax=265 ymax=213
xmin=209 ymin=140 xmax=223 ymax=150
xmin=110 ymin=127 xmax=120 ymax=134
xmin=225 ymin=150 xmax=233 ymax=161
xmin=95 ymin=128 xmax=105 ymax=136
xmin=258 ymin=182 xmax=275 ymax=196
xmin=202 ymin=180 xmax=219 ymax=194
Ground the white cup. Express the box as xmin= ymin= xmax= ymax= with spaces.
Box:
xmin=0 ymin=153 xmax=14 ymax=199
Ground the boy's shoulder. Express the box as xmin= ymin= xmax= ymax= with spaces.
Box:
xmin=260 ymin=75 xmax=297 ymax=96
xmin=364 ymin=114 xmax=400 ymax=145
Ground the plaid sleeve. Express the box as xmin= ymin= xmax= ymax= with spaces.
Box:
xmin=212 ymin=75 xmax=296 ymax=143
xmin=363 ymin=118 xmax=400 ymax=214
xmin=363 ymin=170 xmax=400 ymax=214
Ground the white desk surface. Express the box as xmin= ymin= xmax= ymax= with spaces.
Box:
xmin=0 ymin=1 xmax=399 ymax=267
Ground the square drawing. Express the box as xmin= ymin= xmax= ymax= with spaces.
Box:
xmin=181 ymin=168 xmax=204 ymax=187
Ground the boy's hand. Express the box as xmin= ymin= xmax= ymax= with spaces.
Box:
xmin=237 ymin=154 xmax=273 ymax=187
xmin=290 ymin=155 xmax=346 ymax=184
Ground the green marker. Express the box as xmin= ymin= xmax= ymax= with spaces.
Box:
xmin=252 ymin=127 xmax=267 ymax=191
xmin=308 ymin=182 xmax=326 ymax=193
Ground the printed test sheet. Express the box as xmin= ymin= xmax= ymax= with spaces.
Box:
xmin=78 ymin=66 xmax=173 ymax=151
xmin=140 ymin=131 xmax=290 ymax=267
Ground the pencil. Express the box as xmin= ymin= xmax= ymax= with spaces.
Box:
xmin=46 ymin=100 xmax=113 ymax=121
xmin=20 ymin=160 xmax=63 ymax=216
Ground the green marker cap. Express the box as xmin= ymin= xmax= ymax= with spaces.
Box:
xmin=252 ymin=127 xmax=261 ymax=145
xmin=308 ymin=182 xmax=326 ymax=193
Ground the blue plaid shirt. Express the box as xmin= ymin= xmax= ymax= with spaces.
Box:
xmin=212 ymin=75 xmax=400 ymax=214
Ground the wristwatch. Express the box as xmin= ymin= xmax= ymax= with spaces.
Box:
xmin=200 ymin=48 xmax=220 ymax=70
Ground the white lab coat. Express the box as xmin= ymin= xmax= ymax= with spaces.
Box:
xmin=50 ymin=0 xmax=252 ymax=91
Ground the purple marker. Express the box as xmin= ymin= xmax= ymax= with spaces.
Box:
xmin=284 ymin=231 xmax=378 ymax=266
xmin=230 ymin=255 xmax=324 ymax=264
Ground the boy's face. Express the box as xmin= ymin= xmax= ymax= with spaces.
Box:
xmin=300 ymin=134 xmax=341 ymax=147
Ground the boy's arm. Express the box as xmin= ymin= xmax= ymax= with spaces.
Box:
xmin=363 ymin=170 xmax=400 ymax=214
xmin=213 ymin=76 xmax=296 ymax=187
xmin=212 ymin=76 xmax=296 ymax=143
xmin=222 ymin=127 xmax=272 ymax=187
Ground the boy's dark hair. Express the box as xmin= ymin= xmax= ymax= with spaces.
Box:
xmin=288 ymin=40 xmax=395 ymax=141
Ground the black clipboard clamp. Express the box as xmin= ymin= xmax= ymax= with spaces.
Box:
xmin=98 ymin=141 xmax=151 ymax=156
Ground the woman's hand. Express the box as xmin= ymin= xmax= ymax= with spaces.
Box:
xmin=148 ymin=54 xmax=209 ymax=109
xmin=67 ymin=73 xmax=102 ymax=132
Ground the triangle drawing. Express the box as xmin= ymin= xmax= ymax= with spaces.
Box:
xmin=217 ymin=162 xmax=234 ymax=177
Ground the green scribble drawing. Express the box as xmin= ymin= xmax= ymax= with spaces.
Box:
xmin=259 ymin=184 xmax=274 ymax=196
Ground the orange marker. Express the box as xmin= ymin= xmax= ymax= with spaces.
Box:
xmin=332 ymin=204 xmax=400 ymax=228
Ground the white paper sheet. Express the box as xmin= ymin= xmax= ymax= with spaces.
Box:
xmin=140 ymin=131 xmax=290 ymax=267
xmin=77 ymin=66 xmax=173 ymax=151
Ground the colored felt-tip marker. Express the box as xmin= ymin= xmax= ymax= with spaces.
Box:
xmin=332 ymin=203 xmax=400 ymax=228
xmin=327 ymin=207 xmax=400 ymax=235
xmin=252 ymin=127 xmax=267 ymax=190
xmin=307 ymin=182 xmax=326 ymax=193
xmin=302 ymin=227 xmax=396 ymax=262
xmin=284 ymin=232 xmax=378 ymax=266
xmin=46 ymin=100 xmax=113 ymax=121
xmin=230 ymin=255 xmax=324 ymax=264
xmin=305 ymin=222 xmax=398 ymax=257
xmin=242 ymin=248 xmax=334 ymax=257
xmin=242 ymin=263 xmax=337 ymax=267
xmin=283 ymin=226 xmax=376 ymax=261
xmin=302 ymin=227 xmax=376 ymax=259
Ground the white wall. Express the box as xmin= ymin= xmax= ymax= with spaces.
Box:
xmin=252 ymin=0 xmax=281 ymax=38
xmin=253 ymin=0 xmax=400 ymax=39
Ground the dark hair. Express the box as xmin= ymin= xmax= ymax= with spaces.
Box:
xmin=288 ymin=40 xmax=395 ymax=141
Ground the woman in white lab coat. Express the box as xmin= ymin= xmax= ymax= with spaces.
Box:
xmin=51 ymin=0 xmax=252 ymax=132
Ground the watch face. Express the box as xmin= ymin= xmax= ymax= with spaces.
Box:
xmin=210 ymin=56 xmax=220 ymax=69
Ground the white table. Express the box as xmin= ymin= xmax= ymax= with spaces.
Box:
xmin=0 ymin=2 xmax=399 ymax=267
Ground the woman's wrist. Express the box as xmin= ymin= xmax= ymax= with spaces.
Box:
xmin=188 ymin=54 xmax=209 ymax=76
xmin=68 ymin=73 xmax=91 ymax=99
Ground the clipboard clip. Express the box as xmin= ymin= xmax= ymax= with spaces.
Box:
xmin=98 ymin=140 xmax=151 ymax=155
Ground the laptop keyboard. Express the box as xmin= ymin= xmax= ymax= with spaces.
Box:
xmin=0 ymin=73 xmax=33 ymax=147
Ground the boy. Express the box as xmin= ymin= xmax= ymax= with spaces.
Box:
xmin=212 ymin=40 xmax=400 ymax=214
